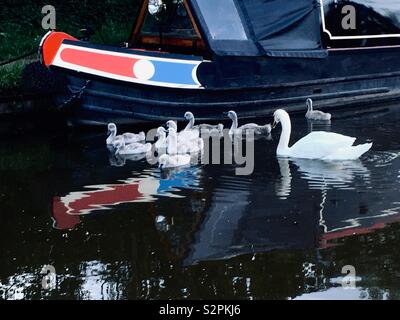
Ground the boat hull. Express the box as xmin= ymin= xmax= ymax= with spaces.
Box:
xmin=46 ymin=40 xmax=400 ymax=126
xmin=57 ymin=69 xmax=400 ymax=127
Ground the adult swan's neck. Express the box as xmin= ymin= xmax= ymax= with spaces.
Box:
xmin=230 ymin=115 xmax=239 ymax=131
xmin=277 ymin=113 xmax=292 ymax=156
xmin=185 ymin=118 xmax=195 ymax=131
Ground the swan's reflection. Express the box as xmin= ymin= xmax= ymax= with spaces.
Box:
xmin=276 ymin=158 xmax=371 ymax=235
xmin=108 ymin=144 xmax=203 ymax=169
xmin=275 ymin=157 xmax=396 ymax=249
xmin=108 ymin=146 xmax=158 ymax=167
xmin=275 ymin=158 xmax=292 ymax=199
xmin=294 ymin=158 xmax=371 ymax=190
xmin=277 ymin=158 xmax=371 ymax=196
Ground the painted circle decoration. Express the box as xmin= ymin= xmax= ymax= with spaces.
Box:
xmin=133 ymin=60 xmax=155 ymax=81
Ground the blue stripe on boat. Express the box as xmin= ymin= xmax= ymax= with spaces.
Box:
xmin=150 ymin=60 xmax=199 ymax=86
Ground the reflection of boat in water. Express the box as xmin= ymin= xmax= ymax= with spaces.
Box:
xmin=52 ymin=168 xmax=202 ymax=230
xmin=52 ymin=177 xmax=160 ymax=230
xmin=183 ymin=174 xmax=320 ymax=265
xmin=319 ymin=208 xmax=400 ymax=249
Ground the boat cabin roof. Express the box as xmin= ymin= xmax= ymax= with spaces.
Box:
xmin=130 ymin=0 xmax=400 ymax=57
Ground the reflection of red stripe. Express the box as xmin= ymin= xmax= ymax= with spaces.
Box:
xmin=319 ymin=217 xmax=400 ymax=249
xmin=60 ymin=48 xmax=138 ymax=78
xmin=52 ymin=197 xmax=80 ymax=230
xmin=321 ymin=225 xmax=380 ymax=242
xmin=68 ymin=184 xmax=142 ymax=215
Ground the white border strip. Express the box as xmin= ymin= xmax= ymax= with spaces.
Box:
xmin=319 ymin=0 xmax=400 ymax=40
xmin=52 ymin=43 xmax=204 ymax=89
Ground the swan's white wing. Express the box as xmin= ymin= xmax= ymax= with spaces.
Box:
xmin=199 ymin=124 xmax=221 ymax=130
xmin=323 ymin=143 xmax=373 ymax=161
xmin=240 ymin=123 xmax=259 ymax=130
xmin=123 ymin=132 xmax=145 ymax=143
xmin=298 ymin=132 xmax=356 ymax=146
xmin=290 ymin=132 xmax=357 ymax=159
xmin=238 ymin=124 xmax=271 ymax=135
xmin=307 ymin=110 xmax=332 ymax=121
xmin=183 ymin=137 xmax=204 ymax=153
xmin=168 ymin=155 xmax=191 ymax=167
xmin=179 ymin=129 xmax=200 ymax=141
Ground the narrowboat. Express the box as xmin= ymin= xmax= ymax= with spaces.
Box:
xmin=40 ymin=0 xmax=400 ymax=126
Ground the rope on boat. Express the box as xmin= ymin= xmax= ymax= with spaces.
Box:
xmin=57 ymin=80 xmax=91 ymax=109
xmin=0 ymin=49 xmax=37 ymax=67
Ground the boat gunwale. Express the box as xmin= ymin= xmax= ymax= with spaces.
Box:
xmin=55 ymin=64 xmax=400 ymax=93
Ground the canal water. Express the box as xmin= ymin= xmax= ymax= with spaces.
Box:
xmin=1 ymin=104 xmax=400 ymax=300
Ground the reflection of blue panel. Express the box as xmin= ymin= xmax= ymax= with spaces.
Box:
xmin=150 ymin=61 xmax=199 ymax=86
xmin=158 ymin=178 xmax=187 ymax=193
xmin=157 ymin=169 xmax=200 ymax=194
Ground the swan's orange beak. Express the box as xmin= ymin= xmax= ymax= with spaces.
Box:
xmin=272 ymin=120 xmax=278 ymax=129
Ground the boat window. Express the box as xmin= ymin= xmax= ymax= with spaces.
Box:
xmin=140 ymin=1 xmax=198 ymax=38
xmin=195 ymin=0 xmax=248 ymax=40
xmin=131 ymin=0 xmax=208 ymax=55
xmin=322 ymin=0 xmax=400 ymax=48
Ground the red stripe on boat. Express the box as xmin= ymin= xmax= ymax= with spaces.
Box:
xmin=41 ymin=31 xmax=78 ymax=67
xmin=60 ymin=48 xmax=139 ymax=78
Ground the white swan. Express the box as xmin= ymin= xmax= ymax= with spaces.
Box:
xmin=305 ymin=98 xmax=332 ymax=121
xmin=155 ymin=127 xmax=168 ymax=150
xmin=166 ymin=127 xmax=204 ymax=154
xmin=158 ymin=154 xmax=191 ymax=169
xmin=184 ymin=112 xmax=197 ymax=131
xmin=106 ymin=123 xmax=146 ymax=145
xmin=167 ymin=120 xmax=199 ymax=141
xmin=199 ymin=123 xmax=224 ymax=136
xmin=114 ymin=139 xmax=152 ymax=155
xmin=273 ymin=109 xmax=372 ymax=160
xmin=111 ymin=135 xmax=125 ymax=148
xmin=177 ymin=120 xmax=204 ymax=153
xmin=226 ymin=110 xmax=272 ymax=135
xmin=106 ymin=123 xmax=121 ymax=145
xmin=184 ymin=111 xmax=224 ymax=136
xmin=187 ymin=137 xmax=204 ymax=154
xmin=158 ymin=129 xmax=191 ymax=168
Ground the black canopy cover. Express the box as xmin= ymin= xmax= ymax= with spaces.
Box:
xmin=189 ymin=0 xmax=322 ymax=56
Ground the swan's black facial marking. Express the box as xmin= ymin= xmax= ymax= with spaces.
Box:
xmin=227 ymin=111 xmax=236 ymax=120
xmin=108 ymin=123 xmax=117 ymax=132
xmin=166 ymin=120 xmax=176 ymax=129
xmin=184 ymin=112 xmax=194 ymax=120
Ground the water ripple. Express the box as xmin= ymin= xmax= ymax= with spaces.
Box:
xmin=364 ymin=151 xmax=400 ymax=168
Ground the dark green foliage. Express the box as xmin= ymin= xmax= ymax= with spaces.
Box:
xmin=0 ymin=0 xmax=141 ymax=90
